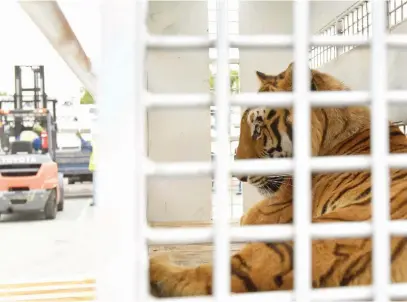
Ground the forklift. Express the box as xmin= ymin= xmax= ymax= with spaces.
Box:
xmin=0 ymin=66 xmax=64 ymax=220
xmin=0 ymin=66 xmax=58 ymax=157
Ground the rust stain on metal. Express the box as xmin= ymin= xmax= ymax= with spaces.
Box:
xmin=47 ymin=1 xmax=92 ymax=73
xmin=21 ymin=1 xmax=92 ymax=74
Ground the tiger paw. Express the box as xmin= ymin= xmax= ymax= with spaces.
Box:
xmin=149 ymin=253 xmax=173 ymax=297
xmin=149 ymin=253 xmax=212 ymax=297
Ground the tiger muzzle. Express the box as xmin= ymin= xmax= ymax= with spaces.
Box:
xmin=236 ymin=176 xmax=248 ymax=182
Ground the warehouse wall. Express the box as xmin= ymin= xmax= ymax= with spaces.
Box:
xmin=310 ymin=1 xmax=357 ymax=33
xmin=239 ymin=0 xmax=293 ymax=211
xmin=318 ymin=21 xmax=407 ymax=123
xmin=146 ymin=1 xmax=212 ymax=222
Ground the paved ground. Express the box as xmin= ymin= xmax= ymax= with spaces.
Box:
xmin=0 ymin=184 xmax=98 ymax=301
xmin=64 ymin=180 xmax=93 ymax=198
xmin=0 ymin=196 xmax=91 ymax=223
xmin=0 ymin=182 xmax=245 ymax=300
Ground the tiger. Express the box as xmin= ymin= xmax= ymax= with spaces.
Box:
xmin=149 ymin=62 xmax=407 ymax=297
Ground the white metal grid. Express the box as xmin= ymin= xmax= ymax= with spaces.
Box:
xmin=97 ymin=0 xmax=407 ymax=301
xmin=370 ymin=0 xmax=390 ymax=300
xmin=209 ymin=0 xmax=242 ymax=220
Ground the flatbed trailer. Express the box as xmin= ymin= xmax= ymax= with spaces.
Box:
xmin=56 ymin=150 xmax=92 ymax=184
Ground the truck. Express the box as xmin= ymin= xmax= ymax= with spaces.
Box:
xmin=55 ymin=105 xmax=94 ymax=184
xmin=0 ymin=66 xmax=64 ymax=220
xmin=55 ymin=133 xmax=93 ymax=184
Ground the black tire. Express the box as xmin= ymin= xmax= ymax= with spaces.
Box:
xmin=57 ymin=173 xmax=65 ymax=212
xmin=44 ymin=189 xmax=57 ymax=220
xmin=68 ymin=179 xmax=75 ymax=185
xmin=57 ymin=200 xmax=64 ymax=211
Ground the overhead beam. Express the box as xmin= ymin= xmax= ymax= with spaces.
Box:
xmin=19 ymin=1 xmax=97 ymax=99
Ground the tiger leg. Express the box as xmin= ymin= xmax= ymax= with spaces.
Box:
xmin=150 ymin=209 xmax=407 ymax=297
xmin=150 ymin=241 xmax=294 ymax=297
xmin=311 ymin=207 xmax=407 ymax=287
xmin=312 ymin=236 xmax=407 ymax=288
xmin=150 ymin=236 xmax=407 ymax=297
xmin=240 ymin=197 xmax=293 ymax=226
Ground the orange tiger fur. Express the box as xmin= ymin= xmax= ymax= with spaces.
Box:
xmin=149 ymin=62 xmax=407 ymax=297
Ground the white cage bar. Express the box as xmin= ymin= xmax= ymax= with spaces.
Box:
xmin=212 ymin=0 xmax=231 ymax=299
xmin=97 ymin=0 xmax=148 ymax=301
xmin=94 ymin=0 xmax=407 ymax=301
xmin=370 ymin=1 xmax=390 ymax=300
xmin=146 ymin=33 xmax=407 ymax=49
xmin=292 ymin=1 xmax=312 ymax=300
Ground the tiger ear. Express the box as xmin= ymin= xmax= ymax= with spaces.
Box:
xmin=256 ymin=71 xmax=268 ymax=84
xmin=311 ymin=77 xmax=318 ymax=91
xmin=286 ymin=62 xmax=318 ymax=91
xmin=310 ymin=69 xmax=323 ymax=91
xmin=247 ymin=108 xmax=266 ymax=140
xmin=285 ymin=62 xmax=294 ymax=78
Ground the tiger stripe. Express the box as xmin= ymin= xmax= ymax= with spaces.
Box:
xmin=319 ymin=109 xmax=329 ymax=150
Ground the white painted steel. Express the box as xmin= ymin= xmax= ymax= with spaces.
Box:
xmin=147 ymin=220 xmax=407 ymax=246
xmin=370 ymin=1 xmax=390 ymax=301
xmin=146 ymin=154 xmax=407 ymax=178
xmin=213 ymin=0 xmax=231 ymax=299
xmin=146 ymin=34 xmax=407 ymax=50
xmin=147 ymin=34 xmax=366 ymax=49
xmin=292 ymin=1 xmax=312 ymax=301
xmin=97 ymin=0 xmax=148 ymax=301
xmin=19 ymin=1 xmax=97 ymax=98
xmin=146 ymin=91 xmax=407 ymax=109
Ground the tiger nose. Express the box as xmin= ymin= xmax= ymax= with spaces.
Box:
xmin=238 ymin=176 xmax=248 ymax=182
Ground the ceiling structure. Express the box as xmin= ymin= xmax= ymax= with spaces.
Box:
xmin=18 ymin=1 xmax=97 ymax=99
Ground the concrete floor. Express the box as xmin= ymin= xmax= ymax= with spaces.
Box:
xmin=0 ymin=183 xmax=245 ymax=300
xmin=0 ymin=184 xmax=96 ymax=301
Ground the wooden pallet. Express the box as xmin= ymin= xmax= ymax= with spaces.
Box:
xmin=149 ymin=220 xmax=244 ymax=266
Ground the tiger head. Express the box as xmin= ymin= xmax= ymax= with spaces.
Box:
xmin=235 ymin=62 xmax=347 ymax=197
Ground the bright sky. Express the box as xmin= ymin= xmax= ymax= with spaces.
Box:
xmin=0 ymin=0 xmax=239 ymax=102
xmin=0 ymin=1 xmax=101 ymax=101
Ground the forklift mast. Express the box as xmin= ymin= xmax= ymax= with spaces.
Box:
xmin=14 ymin=65 xmax=46 ymax=110
xmin=0 ymin=65 xmax=57 ymax=118
xmin=0 ymin=66 xmax=59 ymax=159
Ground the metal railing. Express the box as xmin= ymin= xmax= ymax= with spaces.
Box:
xmin=310 ymin=0 xmax=407 ymax=69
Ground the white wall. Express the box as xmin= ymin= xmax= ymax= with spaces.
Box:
xmin=239 ymin=1 xmax=294 ymax=211
xmin=318 ymin=21 xmax=407 ymax=123
xmin=146 ymin=1 xmax=212 ymax=222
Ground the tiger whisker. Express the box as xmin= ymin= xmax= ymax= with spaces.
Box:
xmin=270 ymin=181 xmax=293 ymax=187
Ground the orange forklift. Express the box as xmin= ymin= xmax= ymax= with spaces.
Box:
xmin=0 ymin=66 xmax=64 ymax=220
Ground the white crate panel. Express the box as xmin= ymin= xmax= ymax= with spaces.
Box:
xmin=96 ymin=0 xmax=407 ymax=301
